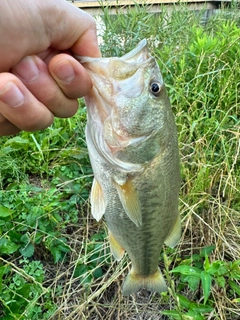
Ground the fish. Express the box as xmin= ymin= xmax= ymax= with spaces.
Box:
xmin=78 ymin=39 xmax=181 ymax=296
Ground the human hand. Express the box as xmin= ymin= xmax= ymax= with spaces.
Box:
xmin=0 ymin=0 xmax=101 ymax=136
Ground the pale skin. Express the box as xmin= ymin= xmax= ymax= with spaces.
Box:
xmin=0 ymin=0 xmax=101 ymax=136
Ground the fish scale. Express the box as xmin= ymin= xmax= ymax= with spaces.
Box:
xmin=77 ymin=39 xmax=181 ymax=296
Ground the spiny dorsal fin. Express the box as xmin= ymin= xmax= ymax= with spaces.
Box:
xmin=164 ymin=214 xmax=181 ymax=248
xmin=90 ymin=178 xmax=106 ymax=221
xmin=108 ymin=229 xmax=125 ymax=261
xmin=114 ymin=178 xmax=142 ymax=227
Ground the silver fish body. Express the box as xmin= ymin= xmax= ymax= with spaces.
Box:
xmin=79 ymin=40 xmax=181 ymax=295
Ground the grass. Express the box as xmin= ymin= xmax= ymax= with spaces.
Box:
xmin=0 ymin=3 xmax=240 ymax=320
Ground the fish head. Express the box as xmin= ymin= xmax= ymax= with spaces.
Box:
xmin=79 ymin=40 xmax=172 ymax=167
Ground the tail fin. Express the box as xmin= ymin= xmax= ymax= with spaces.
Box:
xmin=122 ymin=267 xmax=167 ymax=296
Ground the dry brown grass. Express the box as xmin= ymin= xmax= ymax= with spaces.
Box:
xmin=40 ymin=177 xmax=239 ymax=320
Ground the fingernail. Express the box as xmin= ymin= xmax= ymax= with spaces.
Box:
xmin=0 ymin=82 xmax=25 ymax=108
xmin=13 ymin=56 xmax=40 ymax=82
xmin=53 ymin=61 xmax=75 ymax=84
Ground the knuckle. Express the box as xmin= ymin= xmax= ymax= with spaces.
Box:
xmin=22 ymin=109 xmax=54 ymax=132
xmin=0 ymin=115 xmax=20 ymax=136
xmin=44 ymin=89 xmax=78 ymax=118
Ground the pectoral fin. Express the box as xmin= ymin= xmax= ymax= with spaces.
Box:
xmin=164 ymin=214 xmax=181 ymax=248
xmin=115 ymin=179 xmax=142 ymax=227
xmin=109 ymin=230 xmax=125 ymax=261
xmin=90 ymin=178 xmax=106 ymax=221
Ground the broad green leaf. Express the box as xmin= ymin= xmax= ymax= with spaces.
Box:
xmin=80 ymin=273 xmax=92 ymax=286
xmin=232 ymin=260 xmax=240 ymax=268
xmin=20 ymin=233 xmax=30 ymax=244
xmin=201 ymin=271 xmax=212 ymax=304
xmin=200 ymin=246 xmax=215 ymax=257
xmin=20 ymin=243 xmax=35 ymax=258
xmin=34 ymin=232 xmax=44 ymax=244
xmin=0 ymin=238 xmax=20 ymax=254
xmin=74 ymin=264 xmax=89 ymax=278
xmin=216 ymin=275 xmax=225 ymax=288
xmin=49 ymin=246 xmax=63 ymax=263
xmin=191 ymin=304 xmax=214 ymax=313
xmin=207 ymin=261 xmax=222 ymax=275
xmin=2 ymin=314 xmax=22 ymax=320
xmin=230 ymin=260 xmax=240 ymax=279
xmin=73 ymin=264 xmax=92 ymax=285
xmin=0 ymin=265 xmax=6 ymax=292
xmin=185 ymin=310 xmax=204 ymax=320
xmin=56 ymin=242 xmax=70 ymax=253
xmin=16 ymin=284 xmax=33 ymax=301
xmin=177 ymin=294 xmax=214 ymax=314
xmin=0 ymin=205 xmax=14 ymax=217
xmin=177 ymin=294 xmax=191 ymax=308
xmin=171 ymin=265 xmax=201 ymax=277
xmin=161 ymin=310 xmax=182 ymax=320
xmin=186 ymin=276 xmax=200 ymax=291
xmin=92 ymin=267 xmax=103 ymax=278
xmin=4 ymin=136 xmax=29 ymax=150
xmin=229 ymin=280 xmax=240 ymax=296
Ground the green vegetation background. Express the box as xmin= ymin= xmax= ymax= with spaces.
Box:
xmin=0 ymin=4 xmax=239 ymax=320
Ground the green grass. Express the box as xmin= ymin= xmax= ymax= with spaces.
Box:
xmin=0 ymin=3 xmax=240 ymax=320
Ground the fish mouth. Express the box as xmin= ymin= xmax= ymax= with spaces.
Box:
xmin=79 ymin=39 xmax=155 ymax=123
xmin=76 ymin=39 xmax=154 ymax=87
xmin=75 ymin=39 xmax=149 ymax=64
xmin=120 ymin=39 xmax=149 ymax=62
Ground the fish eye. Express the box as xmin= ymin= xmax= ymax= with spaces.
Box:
xmin=150 ymin=81 xmax=162 ymax=97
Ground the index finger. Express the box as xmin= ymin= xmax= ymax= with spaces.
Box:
xmin=44 ymin=1 xmax=101 ymax=57
xmin=71 ymin=27 xmax=102 ymax=58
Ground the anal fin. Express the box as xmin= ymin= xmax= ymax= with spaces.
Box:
xmin=115 ymin=178 xmax=142 ymax=227
xmin=109 ymin=230 xmax=125 ymax=261
xmin=90 ymin=178 xmax=106 ymax=221
xmin=164 ymin=214 xmax=181 ymax=248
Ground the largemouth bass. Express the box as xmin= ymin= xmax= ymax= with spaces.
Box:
xmin=79 ymin=39 xmax=181 ymax=296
